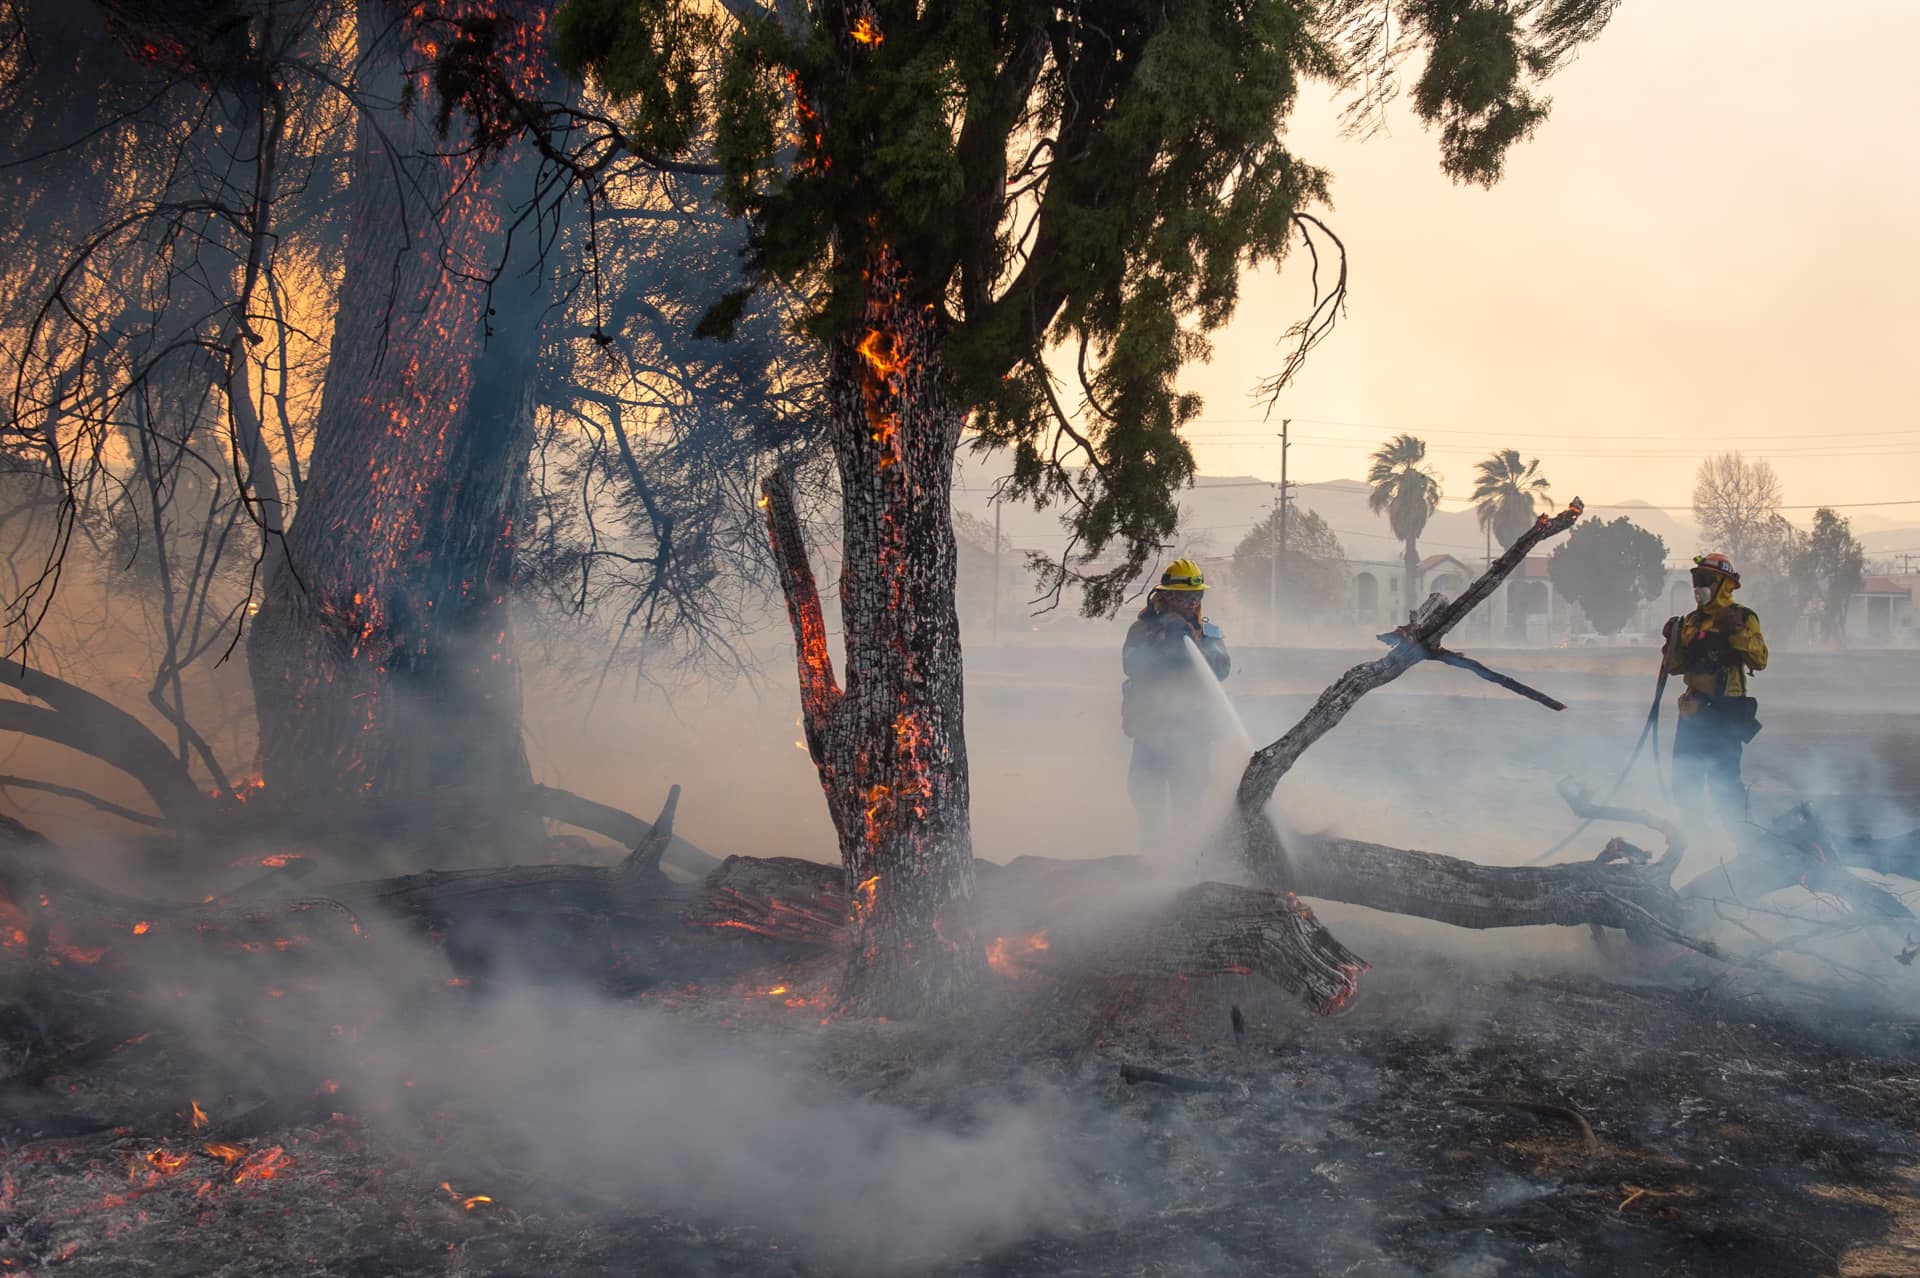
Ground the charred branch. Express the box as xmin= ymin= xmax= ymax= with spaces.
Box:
xmin=759 ymin=468 xmax=840 ymax=758
xmin=0 ymin=661 xmax=221 ymax=831
xmin=1237 ymin=498 xmax=1586 ymax=831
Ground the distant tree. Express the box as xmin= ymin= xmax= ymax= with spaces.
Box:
xmin=1233 ymin=506 xmax=1348 ymax=622
xmin=1471 ymin=449 xmax=1551 ymax=549
xmin=1367 ymin=435 xmax=1441 ymax=617
xmin=1547 ymin=517 xmax=1668 ymax=636
xmin=1789 ymin=507 xmax=1867 ymax=645
xmin=1692 ymin=452 xmax=1782 ymax=567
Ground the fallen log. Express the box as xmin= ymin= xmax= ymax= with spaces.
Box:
xmin=1289 ymin=835 xmax=1683 ymax=934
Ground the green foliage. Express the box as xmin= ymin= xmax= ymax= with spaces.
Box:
xmin=544 ymin=0 xmax=1618 ymax=615
xmin=1232 ymin=505 xmax=1348 ymax=620
xmin=1547 ymin=516 xmax=1667 ymax=636
xmin=1471 ymin=448 xmax=1550 ymax=549
xmin=1789 ymin=507 xmax=1867 ymax=645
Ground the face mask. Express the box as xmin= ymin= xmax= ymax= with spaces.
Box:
xmin=1694 ymin=585 xmax=1714 ymax=607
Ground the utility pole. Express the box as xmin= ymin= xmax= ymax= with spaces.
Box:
xmin=991 ymin=496 xmax=1002 ymax=646
xmin=1269 ymin=418 xmax=1291 ymax=641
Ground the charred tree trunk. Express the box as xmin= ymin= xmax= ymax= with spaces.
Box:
xmin=246 ymin=3 xmax=546 ymax=835
xmin=761 ymin=251 xmax=981 ymax=1018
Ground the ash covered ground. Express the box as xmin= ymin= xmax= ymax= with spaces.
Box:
xmin=4 ymin=645 xmax=1918 ymax=1276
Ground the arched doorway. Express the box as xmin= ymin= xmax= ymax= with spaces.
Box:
xmin=1355 ymin=572 xmax=1379 ymax=622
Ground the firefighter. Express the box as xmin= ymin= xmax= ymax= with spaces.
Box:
xmin=1122 ymin=559 xmax=1231 ymax=841
xmin=1663 ymin=552 xmax=1768 ymax=824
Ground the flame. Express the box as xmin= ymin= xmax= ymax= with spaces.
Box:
xmin=132 ymin=921 xmax=151 ymax=935
xmin=856 ymin=328 xmax=903 ymax=380
xmin=189 ymin=1099 xmax=209 ymax=1129
xmin=850 ymin=14 xmax=883 ymax=45
xmin=853 ymin=875 xmax=880 ymax=914
xmin=144 ymin=1149 xmax=191 ymax=1175
xmin=766 ymin=985 xmax=789 ymax=996
xmin=231 ymin=1146 xmax=287 ymax=1183
xmin=201 ymin=1142 xmax=246 ymax=1165
xmin=440 ymin=1181 xmax=494 ymax=1211
xmin=985 ymin=931 xmax=1050 ymax=976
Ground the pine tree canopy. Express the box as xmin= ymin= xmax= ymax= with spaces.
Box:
xmin=529 ymin=0 xmax=1619 ymax=613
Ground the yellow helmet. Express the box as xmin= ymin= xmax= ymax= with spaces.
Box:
xmin=1158 ymin=559 xmax=1206 ymax=591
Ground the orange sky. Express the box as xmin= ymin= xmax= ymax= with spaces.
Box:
xmin=1183 ymin=1 xmax=1920 ymax=534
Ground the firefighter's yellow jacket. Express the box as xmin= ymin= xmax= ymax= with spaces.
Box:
xmin=1664 ymin=576 xmax=1767 ymax=716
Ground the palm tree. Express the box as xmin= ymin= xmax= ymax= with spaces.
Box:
xmin=1472 ymin=449 xmax=1552 ymax=550
xmin=1367 ymin=434 xmax=1442 ymax=617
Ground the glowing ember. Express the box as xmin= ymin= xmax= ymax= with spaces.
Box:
xmin=201 ymin=1142 xmax=247 ymax=1165
xmin=49 ymin=939 xmax=108 ymax=965
xmin=985 ymin=931 xmax=1051 ymax=976
xmin=440 ymin=1181 xmax=494 ymax=1211
xmin=230 ymin=1146 xmax=288 ymax=1183
xmin=143 ymin=1149 xmax=191 ymax=1174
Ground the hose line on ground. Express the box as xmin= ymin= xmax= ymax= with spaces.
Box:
xmin=1528 ymin=639 xmax=1673 ymax=866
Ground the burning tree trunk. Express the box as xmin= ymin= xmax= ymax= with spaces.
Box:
xmin=761 ymin=252 xmax=981 ymax=1018
xmin=247 ymin=2 xmax=548 ymax=829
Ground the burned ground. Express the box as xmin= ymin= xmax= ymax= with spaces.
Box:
xmin=3 ymin=645 xmax=1917 ymax=1275
xmin=5 ymin=939 xmax=1920 ymax=1276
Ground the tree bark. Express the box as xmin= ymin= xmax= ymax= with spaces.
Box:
xmin=761 ymin=251 xmax=981 ymax=1018
xmin=245 ymin=2 xmax=547 ymax=836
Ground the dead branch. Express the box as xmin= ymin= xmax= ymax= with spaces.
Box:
xmin=760 ymin=468 xmax=840 ymax=761
xmin=1118 ymin=1064 xmax=1232 ymax=1093
xmin=1453 ymin=1095 xmax=1597 ymax=1155
xmin=0 ymin=775 xmax=168 ymax=828
xmin=0 ymin=662 xmax=222 ymax=831
xmin=619 ymin=784 xmax=680 ymax=885
xmin=1233 ymin=501 xmax=1585 ymax=898
xmin=1288 ymin=835 xmax=1685 ymax=933
xmin=1555 ymin=779 xmax=1685 ymax=867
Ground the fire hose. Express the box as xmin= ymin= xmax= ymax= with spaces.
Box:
xmin=1526 ymin=627 xmax=1674 ymax=866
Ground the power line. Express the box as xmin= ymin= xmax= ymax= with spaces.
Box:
xmin=1183 ymin=479 xmax=1920 ymax=513
xmin=1184 ymin=415 xmax=1920 ymax=443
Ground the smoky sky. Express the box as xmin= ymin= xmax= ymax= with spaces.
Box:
xmin=1183 ymin=1 xmax=1920 ymax=522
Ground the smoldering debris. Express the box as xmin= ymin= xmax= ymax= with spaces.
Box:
xmin=7 ymin=913 xmax=1920 ymax=1277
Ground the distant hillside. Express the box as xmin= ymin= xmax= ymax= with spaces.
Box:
xmin=953 ymin=455 xmax=1707 ymax=567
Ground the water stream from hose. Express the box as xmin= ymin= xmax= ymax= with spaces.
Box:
xmin=1183 ymin=635 xmax=1254 ymax=756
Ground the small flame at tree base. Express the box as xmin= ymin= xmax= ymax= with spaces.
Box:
xmin=986 ymin=932 xmax=1050 ymax=976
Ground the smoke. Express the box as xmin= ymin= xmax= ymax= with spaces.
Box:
xmin=123 ymin=920 xmax=1142 ymax=1274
